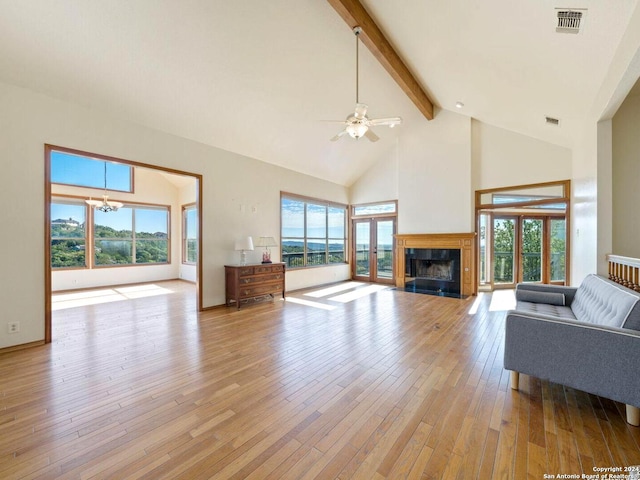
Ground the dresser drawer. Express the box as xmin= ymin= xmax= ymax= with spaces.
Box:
xmin=238 ymin=283 xmax=284 ymax=298
xmin=254 ymin=264 xmax=285 ymax=274
xmin=239 ymin=272 xmax=284 ymax=284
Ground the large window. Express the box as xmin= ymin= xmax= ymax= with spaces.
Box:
xmin=281 ymin=194 xmax=346 ymax=268
xmin=95 ymin=206 xmax=168 ymax=266
xmin=51 ymin=150 xmax=133 ymax=192
xmin=51 ymin=198 xmax=169 ymax=269
xmin=182 ymin=204 xmax=198 ymax=264
xmin=51 ymin=201 xmax=87 ymax=268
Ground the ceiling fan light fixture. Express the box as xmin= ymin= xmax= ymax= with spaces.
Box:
xmin=346 ymin=122 xmax=368 ymax=139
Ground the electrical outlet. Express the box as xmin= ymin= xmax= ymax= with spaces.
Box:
xmin=7 ymin=322 xmax=19 ymax=334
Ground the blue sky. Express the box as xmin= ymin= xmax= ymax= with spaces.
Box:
xmin=281 ymin=198 xmax=345 ymax=238
xmin=51 ymin=151 xmax=131 ymax=192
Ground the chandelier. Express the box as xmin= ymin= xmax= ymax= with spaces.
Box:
xmin=85 ymin=162 xmax=124 ymax=212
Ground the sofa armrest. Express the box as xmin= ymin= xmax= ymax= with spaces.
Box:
xmin=504 ymin=312 xmax=640 ymax=410
xmin=515 ymin=283 xmax=578 ymax=305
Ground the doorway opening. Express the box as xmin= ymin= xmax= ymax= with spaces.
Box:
xmin=45 ymin=145 xmax=203 ymax=343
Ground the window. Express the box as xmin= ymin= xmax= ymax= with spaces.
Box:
xmin=50 ymin=197 xmax=169 ymax=269
xmin=95 ymin=206 xmax=169 ymax=266
xmin=51 ymin=149 xmax=133 ymax=192
xmin=281 ymin=194 xmax=346 ymax=268
xmin=182 ymin=204 xmax=198 ymax=264
xmin=352 ymin=202 xmax=397 ymax=216
xmin=51 ymin=201 xmax=87 ymax=268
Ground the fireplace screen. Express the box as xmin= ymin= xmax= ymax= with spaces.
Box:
xmin=413 ymin=259 xmax=454 ymax=282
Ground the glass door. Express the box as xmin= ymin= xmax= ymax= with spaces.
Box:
xmin=493 ymin=217 xmax=516 ymax=288
xmin=488 ymin=215 xmax=566 ymax=288
xmin=549 ymin=218 xmax=566 ymax=284
xmin=520 ymin=218 xmax=543 ymax=283
xmin=375 ymin=220 xmax=394 ymax=281
xmin=354 ymin=220 xmax=371 ymax=279
xmin=353 ymin=217 xmax=396 ymax=284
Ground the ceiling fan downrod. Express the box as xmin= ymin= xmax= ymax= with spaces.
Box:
xmin=353 ymin=26 xmax=362 ymax=104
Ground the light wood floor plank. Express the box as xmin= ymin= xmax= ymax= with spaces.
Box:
xmin=0 ymin=280 xmax=639 ymax=479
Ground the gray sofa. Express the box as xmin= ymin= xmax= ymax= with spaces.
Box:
xmin=504 ymin=274 xmax=640 ymax=425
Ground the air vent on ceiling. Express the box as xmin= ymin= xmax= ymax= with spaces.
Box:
xmin=555 ymin=8 xmax=586 ymax=34
xmin=545 ymin=116 xmax=560 ymax=126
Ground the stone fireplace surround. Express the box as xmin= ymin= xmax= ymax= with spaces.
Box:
xmin=394 ymin=233 xmax=477 ymax=297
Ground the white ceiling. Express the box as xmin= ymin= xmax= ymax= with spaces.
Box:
xmin=0 ymin=0 xmax=638 ymax=186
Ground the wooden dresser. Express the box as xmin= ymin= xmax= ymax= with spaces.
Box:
xmin=224 ymin=263 xmax=286 ymax=309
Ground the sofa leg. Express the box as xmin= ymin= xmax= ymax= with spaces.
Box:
xmin=510 ymin=371 xmax=519 ymax=390
xmin=626 ymin=404 xmax=640 ymax=426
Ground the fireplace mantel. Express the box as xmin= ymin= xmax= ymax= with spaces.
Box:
xmin=394 ymin=233 xmax=476 ymax=296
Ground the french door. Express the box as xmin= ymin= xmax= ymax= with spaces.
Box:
xmin=353 ymin=217 xmax=396 ymax=284
xmin=490 ymin=214 xmax=566 ymax=288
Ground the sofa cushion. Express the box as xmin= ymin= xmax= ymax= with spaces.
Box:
xmin=516 ymin=301 xmax=576 ymax=320
xmin=517 ymin=289 xmax=566 ymax=306
xmin=571 ymin=274 xmax=640 ymax=328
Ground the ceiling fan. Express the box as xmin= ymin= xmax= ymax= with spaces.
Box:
xmin=329 ymin=26 xmax=402 ymax=142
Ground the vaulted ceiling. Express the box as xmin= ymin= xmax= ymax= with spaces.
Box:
xmin=0 ymin=0 xmax=638 ymax=186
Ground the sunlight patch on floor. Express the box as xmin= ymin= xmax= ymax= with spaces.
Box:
xmin=285 ymin=297 xmax=337 ymax=311
xmin=489 ymin=289 xmax=516 ymax=311
xmin=303 ymin=281 xmax=365 ymax=298
xmin=468 ymin=292 xmax=486 ymax=315
xmin=52 ymin=284 xmax=174 ymax=310
xmin=329 ymin=284 xmax=389 ymax=303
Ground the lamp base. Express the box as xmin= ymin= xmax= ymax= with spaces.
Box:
xmin=261 ymin=260 xmax=273 ymax=264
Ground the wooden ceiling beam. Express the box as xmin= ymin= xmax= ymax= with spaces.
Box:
xmin=327 ymin=0 xmax=434 ymax=120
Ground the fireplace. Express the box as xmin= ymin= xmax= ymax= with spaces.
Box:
xmin=394 ymin=233 xmax=476 ymax=297
xmin=405 ymin=248 xmax=461 ymax=297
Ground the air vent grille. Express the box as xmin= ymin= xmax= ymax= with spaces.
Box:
xmin=556 ymin=9 xmax=585 ymax=34
xmin=545 ymin=116 xmax=560 ymax=126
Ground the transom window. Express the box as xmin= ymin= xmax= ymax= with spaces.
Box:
xmin=352 ymin=201 xmax=397 ymax=216
xmin=51 ymin=149 xmax=133 ymax=192
xmin=281 ymin=193 xmax=347 ymax=268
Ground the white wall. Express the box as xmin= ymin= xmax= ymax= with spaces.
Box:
xmin=0 ymin=81 xmax=349 ymax=349
xmin=471 ymin=120 xmax=572 ymax=190
xmin=571 ymin=2 xmax=640 ymax=285
xmin=613 ymin=91 xmax=640 ymax=257
xmin=349 ymin=145 xmax=399 ymax=205
xmin=396 ymin=109 xmax=473 ymax=234
xmin=51 ymin=167 xmax=184 ymax=291
xmin=350 ymin=111 xmax=574 ymax=237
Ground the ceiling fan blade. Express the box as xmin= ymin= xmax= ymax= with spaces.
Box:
xmin=368 ymin=117 xmax=403 ymax=127
xmin=364 ymin=129 xmax=379 ymax=142
xmin=354 ymin=103 xmax=368 ymax=119
xmin=330 ymin=130 xmax=348 ymax=142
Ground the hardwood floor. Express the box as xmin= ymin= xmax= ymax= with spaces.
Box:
xmin=1 ymin=280 xmax=639 ymax=479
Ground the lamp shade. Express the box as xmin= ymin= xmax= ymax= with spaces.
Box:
xmin=254 ymin=236 xmax=278 ymax=247
xmin=234 ymin=236 xmax=254 ymax=251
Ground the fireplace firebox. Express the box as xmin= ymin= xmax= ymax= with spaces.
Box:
xmin=404 ymin=248 xmax=461 ymax=297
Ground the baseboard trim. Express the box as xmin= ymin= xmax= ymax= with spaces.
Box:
xmin=0 ymin=340 xmax=46 ymax=354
